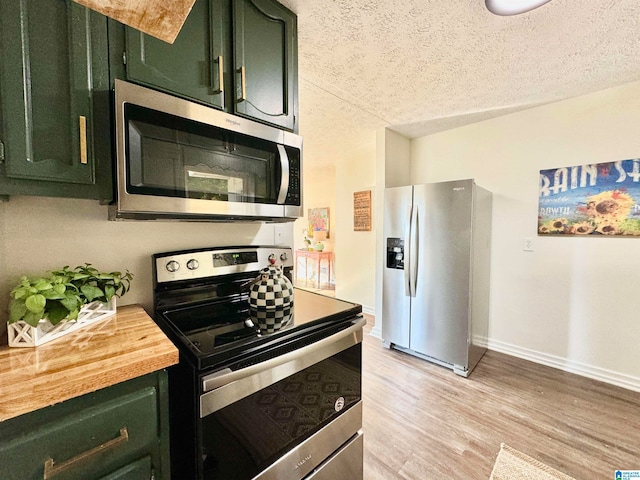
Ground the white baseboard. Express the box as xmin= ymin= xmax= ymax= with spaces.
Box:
xmin=369 ymin=325 xmax=382 ymax=338
xmin=485 ymin=338 xmax=640 ymax=393
xmin=362 ymin=305 xmax=375 ymax=316
xmin=361 ymin=306 xmax=381 ymax=338
xmin=366 ymin=330 xmax=640 ymax=392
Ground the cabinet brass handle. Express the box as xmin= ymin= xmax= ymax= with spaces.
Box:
xmin=216 ymin=55 xmax=224 ymax=95
xmin=43 ymin=427 xmax=129 ymax=479
xmin=239 ymin=65 xmax=246 ymax=102
xmin=79 ymin=116 xmax=87 ymax=165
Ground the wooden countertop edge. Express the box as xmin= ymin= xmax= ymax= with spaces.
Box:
xmin=0 ymin=350 xmax=179 ymax=422
xmin=0 ymin=305 xmax=179 ymax=423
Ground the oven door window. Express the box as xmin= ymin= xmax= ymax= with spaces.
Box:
xmin=200 ymin=344 xmax=362 ymax=479
xmin=124 ymin=104 xmax=281 ymax=204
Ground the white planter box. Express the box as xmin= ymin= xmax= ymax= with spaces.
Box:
xmin=7 ymin=298 xmax=117 ymax=348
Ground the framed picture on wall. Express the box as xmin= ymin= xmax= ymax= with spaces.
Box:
xmin=538 ymin=159 xmax=640 ymax=236
xmin=308 ymin=207 xmax=329 ymax=238
xmin=353 ymin=190 xmax=371 ymax=231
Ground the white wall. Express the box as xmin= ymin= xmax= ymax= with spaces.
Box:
xmin=384 ymin=130 xmax=412 ymax=188
xmin=334 ymin=134 xmax=377 ymax=312
xmin=410 ymin=80 xmax=640 ymax=390
xmin=0 ymin=196 xmax=293 ymax=335
xmin=372 ymin=129 xmax=411 ymax=335
xmin=292 ymin=163 xmax=337 ymax=288
xmin=293 ymin=164 xmax=336 ymax=253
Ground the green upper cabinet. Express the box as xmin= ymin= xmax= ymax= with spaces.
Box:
xmin=124 ymin=0 xmax=229 ymax=109
xmin=233 ymin=0 xmax=297 ymax=131
xmin=121 ymin=0 xmax=298 ymax=132
xmin=0 ymin=0 xmax=111 ymax=197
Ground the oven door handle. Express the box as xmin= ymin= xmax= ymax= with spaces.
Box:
xmin=200 ymin=316 xmax=366 ymax=417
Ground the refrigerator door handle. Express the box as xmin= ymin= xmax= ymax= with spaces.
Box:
xmin=404 ymin=206 xmax=412 ymax=296
xmin=409 ymin=204 xmax=419 ymax=297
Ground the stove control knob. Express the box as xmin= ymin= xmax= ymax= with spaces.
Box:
xmin=280 ymin=252 xmax=288 ymax=261
xmin=186 ymin=259 xmax=199 ymax=270
xmin=166 ymin=260 xmax=180 ymax=273
xmin=268 ymin=254 xmax=276 ymax=265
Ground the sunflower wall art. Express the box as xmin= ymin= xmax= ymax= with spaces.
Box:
xmin=539 ymin=159 xmax=640 ymax=236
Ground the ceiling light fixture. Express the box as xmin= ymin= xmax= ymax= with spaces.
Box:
xmin=485 ymin=0 xmax=553 ymax=16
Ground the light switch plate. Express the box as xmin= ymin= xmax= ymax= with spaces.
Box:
xmin=523 ymin=237 xmax=534 ymax=252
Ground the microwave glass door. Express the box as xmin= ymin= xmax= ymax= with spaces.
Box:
xmin=125 ymin=104 xmax=284 ymax=204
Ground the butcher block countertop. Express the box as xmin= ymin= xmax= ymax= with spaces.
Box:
xmin=0 ymin=304 xmax=178 ymax=423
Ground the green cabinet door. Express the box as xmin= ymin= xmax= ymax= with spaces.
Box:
xmin=233 ymin=0 xmax=297 ymax=131
xmin=125 ymin=0 xmax=229 ymax=109
xmin=120 ymin=0 xmax=298 ymax=131
xmin=0 ymin=371 xmax=170 ymax=480
xmin=0 ymin=0 xmax=107 ymax=185
xmin=100 ymin=457 xmax=156 ymax=480
xmin=98 ymin=456 xmax=152 ymax=480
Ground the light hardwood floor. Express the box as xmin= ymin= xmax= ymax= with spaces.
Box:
xmin=361 ymin=317 xmax=640 ymax=479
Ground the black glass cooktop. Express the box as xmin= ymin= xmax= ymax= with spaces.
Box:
xmin=156 ymin=288 xmax=362 ymax=370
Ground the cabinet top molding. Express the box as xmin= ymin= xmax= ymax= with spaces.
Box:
xmin=72 ymin=0 xmax=196 ymax=44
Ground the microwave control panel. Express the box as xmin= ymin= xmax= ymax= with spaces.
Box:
xmin=284 ymin=147 xmax=301 ymax=206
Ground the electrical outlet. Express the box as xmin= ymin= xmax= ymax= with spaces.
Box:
xmin=274 ymin=225 xmax=286 ymax=245
xmin=523 ymin=237 xmax=534 ymax=252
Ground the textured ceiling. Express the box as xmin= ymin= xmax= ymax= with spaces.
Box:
xmin=278 ymin=0 xmax=640 ymax=166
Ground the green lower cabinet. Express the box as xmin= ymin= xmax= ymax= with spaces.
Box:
xmin=0 ymin=0 xmax=111 ymax=199
xmin=98 ymin=456 xmax=153 ymax=480
xmin=0 ymin=371 xmax=170 ymax=480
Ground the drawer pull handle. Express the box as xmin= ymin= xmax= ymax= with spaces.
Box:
xmin=43 ymin=427 xmax=129 ymax=479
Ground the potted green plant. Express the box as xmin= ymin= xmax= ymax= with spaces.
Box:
xmin=7 ymin=264 xmax=133 ymax=347
xmin=52 ymin=264 xmax=133 ymax=305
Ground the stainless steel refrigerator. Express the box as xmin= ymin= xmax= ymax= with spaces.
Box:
xmin=382 ymin=179 xmax=492 ymax=377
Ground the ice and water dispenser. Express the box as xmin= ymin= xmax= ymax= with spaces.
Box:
xmin=386 ymin=238 xmax=404 ymax=269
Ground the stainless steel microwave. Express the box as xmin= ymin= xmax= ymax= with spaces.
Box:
xmin=108 ymin=80 xmax=303 ymax=222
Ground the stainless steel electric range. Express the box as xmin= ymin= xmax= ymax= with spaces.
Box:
xmin=152 ymin=246 xmax=365 ymax=480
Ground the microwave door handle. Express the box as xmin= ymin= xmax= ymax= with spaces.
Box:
xmin=276 ymin=144 xmax=290 ymax=204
